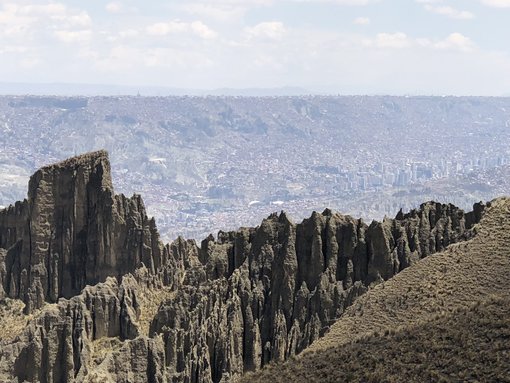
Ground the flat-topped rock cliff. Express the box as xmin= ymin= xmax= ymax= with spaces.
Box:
xmin=0 ymin=150 xmax=164 ymax=312
xmin=0 ymin=152 xmax=489 ymax=382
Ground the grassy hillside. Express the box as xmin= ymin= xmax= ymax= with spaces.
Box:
xmin=242 ymin=197 xmax=510 ymax=382
xmin=243 ymin=296 xmax=510 ymax=383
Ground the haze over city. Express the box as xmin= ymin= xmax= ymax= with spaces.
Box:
xmin=0 ymin=0 xmax=510 ymax=95
xmin=1 ymin=1 xmax=510 ymax=382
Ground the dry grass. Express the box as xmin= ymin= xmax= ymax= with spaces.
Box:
xmin=89 ymin=337 xmax=124 ymax=366
xmin=306 ymin=197 xmax=510 ymax=351
xmin=82 ymin=337 xmax=124 ymax=383
xmin=243 ymin=296 xmax=510 ymax=383
xmin=136 ymin=285 xmax=176 ymax=336
xmin=241 ymin=197 xmax=510 ymax=382
xmin=0 ymin=298 xmax=43 ymax=342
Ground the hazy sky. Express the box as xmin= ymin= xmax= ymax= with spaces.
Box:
xmin=1 ymin=0 xmax=509 ymax=95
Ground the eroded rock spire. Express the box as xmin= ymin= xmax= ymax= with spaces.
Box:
xmin=0 ymin=150 xmax=163 ymax=312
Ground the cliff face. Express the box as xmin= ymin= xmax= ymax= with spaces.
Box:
xmin=0 ymin=152 xmax=486 ymax=382
xmin=0 ymin=150 xmax=163 ymax=312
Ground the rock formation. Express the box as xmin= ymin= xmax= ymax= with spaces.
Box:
xmin=0 ymin=151 xmax=486 ymax=382
xmin=150 ymin=202 xmax=483 ymax=381
xmin=0 ymin=150 xmax=164 ymax=312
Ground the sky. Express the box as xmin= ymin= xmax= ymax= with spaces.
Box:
xmin=0 ymin=0 xmax=509 ymax=95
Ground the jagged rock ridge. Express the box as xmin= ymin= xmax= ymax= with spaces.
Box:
xmin=151 ymin=202 xmax=483 ymax=382
xmin=239 ymin=197 xmax=510 ymax=383
xmin=0 ymin=151 xmax=486 ymax=382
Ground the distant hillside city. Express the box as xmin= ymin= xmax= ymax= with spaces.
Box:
xmin=0 ymin=95 xmax=509 ymax=240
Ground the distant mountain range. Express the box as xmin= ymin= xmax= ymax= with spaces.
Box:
xmin=0 ymin=82 xmax=316 ymax=97
xmin=1 ymin=94 xmax=509 ymax=242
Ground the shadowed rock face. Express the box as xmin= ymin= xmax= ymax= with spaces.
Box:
xmin=0 ymin=151 xmax=486 ymax=382
xmin=0 ymin=150 xmax=163 ymax=312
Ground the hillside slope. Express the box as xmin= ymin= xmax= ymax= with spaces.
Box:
xmin=242 ymin=296 xmax=510 ymax=383
xmin=241 ymin=197 xmax=510 ymax=382
xmin=0 ymin=151 xmax=491 ymax=382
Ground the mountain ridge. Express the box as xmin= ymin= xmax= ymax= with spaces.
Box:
xmin=241 ymin=197 xmax=510 ymax=382
xmin=0 ymin=151 xmax=501 ymax=382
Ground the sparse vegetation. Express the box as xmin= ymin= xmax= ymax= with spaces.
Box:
xmin=90 ymin=337 xmax=124 ymax=366
xmin=242 ymin=296 xmax=510 ymax=383
xmin=136 ymin=284 xmax=176 ymax=336
xmin=241 ymin=197 xmax=510 ymax=382
xmin=0 ymin=298 xmax=42 ymax=342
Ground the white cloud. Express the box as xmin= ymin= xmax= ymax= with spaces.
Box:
xmin=18 ymin=3 xmax=91 ymax=27
xmin=146 ymin=20 xmax=217 ymax=39
xmin=146 ymin=22 xmax=185 ymax=36
xmin=192 ymin=0 xmax=380 ymax=5
xmin=173 ymin=0 xmax=274 ymax=23
xmin=245 ymin=21 xmax=287 ymax=40
xmin=64 ymin=24 xmax=510 ymax=95
xmin=79 ymin=44 xmax=215 ymax=76
xmin=353 ymin=16 xmax=370 ymax=25
xmin=366 ymin=32 xmax=412 ymax=49
xmin=196 ymin=0 xmax=273 ymax=5
xmin=361 ymin=32 xmax=475 ymax=52
xmin=480 ymin=0 xmax=510 ymax=7
xmin=19 ymin=3 xmax=67 ymax=15
xmin=20 ymin=57 xmax=40 ymax=68
xmin=142 ymin=47 xmax=214 ymax=69
xmin=0 ymin=2 xmax=91 ymax=39
xmin=179 ymin=4 xmax=248 ymax=22
xmin=105 ymin=2 xmax=138 ymax=14
xmin=190 ymin=21 xmax=218 ymax=39
xmin=291 ymin=0 xmax=379 ymax=4
xmin=0 ymin=45 xmax=30 ymax=54
xmin=433 ymin=32 xmax=475 ymax=52
xmin=0 ymin=0 xmax=507 ymax=95
xmin=106 ymin=2 xmax=122 ymax=13
xmin=54 ymin=30 xmax=92 ymax=43
xmin=0 ymin=5 xmax=36 ymax=37
xmin=424 ymin=5 xmax=474 ymax=19
xmin=119 ymin=29 xmax=139 ymax=39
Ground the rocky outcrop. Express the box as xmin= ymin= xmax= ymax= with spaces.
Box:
xmin=0 ymin=200 xmax=27 ymax=251
xmin=0 ymin=248 xmax=6 ymax=299
xmin=0 ymin=150 xmax=164 ymax=312
xmin=88 ymin=335 xmax=167 ymax=383
xmin=0 ymin=275 xmax=141 ymax=382
xmin=0 ymin=152 xmax=487 ymax=382
xmin=0 ymin=256 xmax=198 ymax=383
xmin=150 ymin=202 xmax=484 ymax=382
